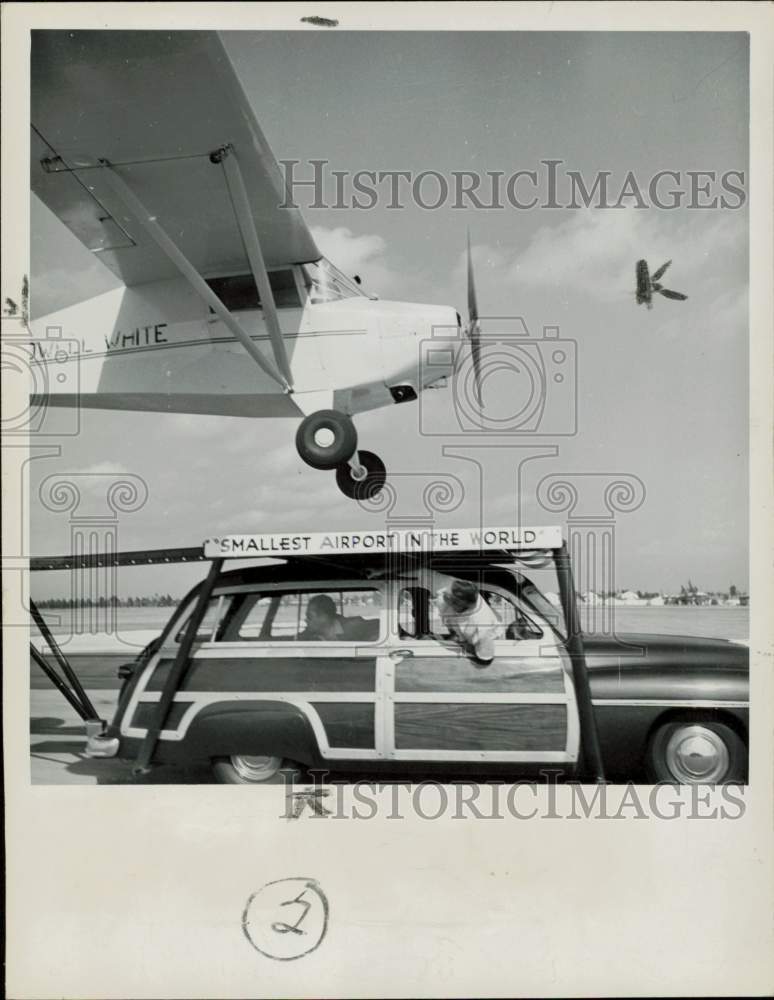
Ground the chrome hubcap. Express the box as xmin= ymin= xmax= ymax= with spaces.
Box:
xmin=665 ymin=725 xmax=729 ymax=783
xmin=230 ymin=755 xmax=283 ymax=782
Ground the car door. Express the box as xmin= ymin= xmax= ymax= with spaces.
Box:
xmin=123 ymin=583 xmax=386 ymax=762
xmin=381 ymin=582 xmax=580 ymax=766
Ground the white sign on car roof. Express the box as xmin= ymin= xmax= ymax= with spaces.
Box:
xmin=203 ymin=525 xmax=563 ymax=559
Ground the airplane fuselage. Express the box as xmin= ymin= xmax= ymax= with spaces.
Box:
xmin=635 ymin=259 xmax=652 ymax=308
xmin=28 ymin=267 xmax=462 ymax=420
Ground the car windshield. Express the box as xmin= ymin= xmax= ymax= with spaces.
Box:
xmin=302 ymin=258 xmax=368 ymax=303
xmin=510 ymin=570 xmax=567 ymax=639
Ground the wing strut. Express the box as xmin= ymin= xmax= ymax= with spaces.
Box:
xmin=217 ymin=146 xmax=294 ymax=388
xmin=95 ymin=160 xmax=291 ymax=392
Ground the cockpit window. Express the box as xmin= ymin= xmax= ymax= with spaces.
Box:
xmin=302 ymin=258 xmax=367 ymax=303
xmin=205 ymin=268 xmax=301 ymax=311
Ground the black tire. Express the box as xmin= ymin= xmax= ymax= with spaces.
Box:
xmin=335 ymin=450 xmax=387 ymax=500
xmin=296 ymin=410 xmax=357 ymax=470
xmin=211 ymin=755 xmax=302 ymax=785
xmin=646 ymin=719 xmax=746 ymax=784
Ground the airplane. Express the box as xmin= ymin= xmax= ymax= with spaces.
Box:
xmin=635 ymin=259 xmax=688 ymax=310
xmin=28 ymin=31 xmax=484 ymax=501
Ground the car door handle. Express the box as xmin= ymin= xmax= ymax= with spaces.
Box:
xmin=389 ymin=649 xmax=414 ymax=660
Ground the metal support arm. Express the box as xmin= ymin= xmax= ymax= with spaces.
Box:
xmin=132 ymin=558 xmax=224 ymax=775
xmin=30 ymin=643 xmax=92 ymax=721
xmin=555 ymin=543 xmax=606 ymax=783
xmin=219 ymin=146 xmax=294 ymax=388
xmin=95 ymin=161 xmax=290 ymax=392
xmin=30 ymin=600 xmax=100 ymax=721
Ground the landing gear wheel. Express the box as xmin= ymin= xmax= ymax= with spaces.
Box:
xmin=211 ymin=755 xmax=302 ymax=785
xmin=296 ymin=410 xmax=357 ymax=470
xmin=336 ymin=450 xmax=387 ymax=501
xmin=645 ymin=720 xmax=746 ymax=784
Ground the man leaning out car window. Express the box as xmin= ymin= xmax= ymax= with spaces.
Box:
xmin=434 ymin=579 xmax=503 ymax=666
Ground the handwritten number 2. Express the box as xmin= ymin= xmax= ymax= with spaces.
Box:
xmin=271 ymin=889 xmax=312 ymax=935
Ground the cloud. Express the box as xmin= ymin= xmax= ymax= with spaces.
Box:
xmin=703 ymin=285 xmax=748 ymax=333
xmin=70 ymin=461 xmax=130 ymax=476
xmin=310 ymin=225 xmax=400 ymax=296
xmin=218 ymin=476 xmax=344 ymax=532
xmin=451 ymin=242 xmax=508 ymax=288
xmin=508 ymin=207 xmax=746 ymax=304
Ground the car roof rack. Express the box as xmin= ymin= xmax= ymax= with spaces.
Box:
xmin=203 ymin=526 xmax=563 ymax=561
xmin=29 ymin=546 xmax=208 ymax=572
xmin=30 ymin=526 xmax=563 ymax=573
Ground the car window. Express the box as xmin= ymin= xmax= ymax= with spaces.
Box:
xmin=236 ymin=594 xmax=276 ymax=639
xmin=398 ymin=586 xmax=433 ymax=638
xmin=425 ymin=584 xmax=505 ymax=640
xmin=296 ymin=589 xmax=381 ymax=642
xmin=482 ymin=590 xmax=543 ymax=640
xmin=173 ymin=595 xmax=232 ymax=643
xmin=510 ymin=569 xmax=567 ymax=638
xmin=400 ymin=584 xmax=542 ymax=643
xmin=211 ymin=592 xmax=290 ymax=642
xmin=398 ymin=589 xmax=414 ymax=636
xmin=208 ymin=588 xmax=382 ymax=643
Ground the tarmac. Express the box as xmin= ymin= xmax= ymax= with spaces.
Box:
xmin=30 ymin=688 xmax=215 ymax=783
xmin=30 ymin=642 xmax=215 ymax=784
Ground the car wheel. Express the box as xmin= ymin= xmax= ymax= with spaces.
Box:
xmin=646 ymin=720 xmax=746 ymax=784
xmin=211 ymin=755 xmax=301 ymax=785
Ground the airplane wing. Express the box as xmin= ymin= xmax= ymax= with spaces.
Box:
xmin=31 ymin=31 xmax=320 ymax=288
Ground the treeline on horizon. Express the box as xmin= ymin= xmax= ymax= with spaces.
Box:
xmin=594 ymin=587 xmax=747 ymax=600
xmin=34 ymin=595 xmax=180 ymax=608
xmin=34 ymin=583 xmax=749 ymax=609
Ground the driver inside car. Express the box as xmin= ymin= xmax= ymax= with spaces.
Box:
xmin=298 ymin=593 xmax=379 ymax=642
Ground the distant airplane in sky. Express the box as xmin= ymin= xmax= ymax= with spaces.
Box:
xmin=635 ymin=259 xmax=688 ymax=309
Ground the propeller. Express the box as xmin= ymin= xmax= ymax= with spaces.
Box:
xmin=651 ymin=259 xmax=672 ymax=282
xmin=466 ymin=231 xmax=484 ymax=406
xmin=657 ymin=288 xmax=688 ymax=301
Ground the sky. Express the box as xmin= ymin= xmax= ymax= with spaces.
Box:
xmin=27 ymin=30 xmax=749 ymax=598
